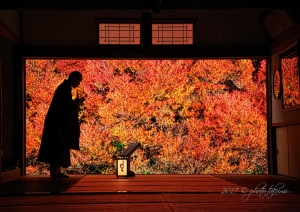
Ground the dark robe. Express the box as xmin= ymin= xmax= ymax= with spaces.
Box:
xmin=37 ymin=80 xmax=80 ymax=168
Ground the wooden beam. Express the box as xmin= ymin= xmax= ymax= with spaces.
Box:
xmin=0 ymin=18 xmax=20 ymax=45
xmin=15 ymin=45 xmax=269 ymax=59
xmin=0 ymin=0 xmax=299 ymax=11
xmin=270 ymin=24 xmax=300 ymax=54
xmin=0 ymin=168 xmax=21 ymax=183
xmin=272 ymin=119 xmax=300 ymax=127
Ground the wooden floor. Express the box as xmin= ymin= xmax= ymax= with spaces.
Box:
xmin=0 ymin=174 xmax=300 ymax=211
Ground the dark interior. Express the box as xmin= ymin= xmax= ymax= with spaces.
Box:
xmin=0 ymin=1 xmax=300 ymax=211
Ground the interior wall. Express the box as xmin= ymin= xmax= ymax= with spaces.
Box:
xmin=271 ymin=43 xmax=300 ymax=179
xmin=0 ymin=11 xmax=21 ymax=176
xmin=275 ymin=125 xmax=300 ymax=179
xmin=0 ymin=10 xmax=20 ymax=39
xmin=288 ymin=125 xmax=300 ymax=178
xmin=1 ymin=8 xmax=297 ymax=176
xmin=0 ymin=58 xmax=2 ymax=179
xmin=276 ymin=127 xmax=289 ymax=176
xmin=21 ymin=10 xmax=269 ymax=47
xmin=0 ymin=35 xmax=14 ymax=169
xmin=271 ymin=54 xmax=300 ymax=123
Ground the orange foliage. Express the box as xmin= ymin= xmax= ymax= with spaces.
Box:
xmin=282 ymin=57 xmax=300 ymax=108
xmin=26 ymin=59 xmax=267 ymax=175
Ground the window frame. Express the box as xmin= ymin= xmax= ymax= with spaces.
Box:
xmin=151 ymin=19 xmax=196 ymax=46
xmin=97 ymin=19 xmax=142 ymax=45
xmin=96 ymin=18 xmax=197 ymax=46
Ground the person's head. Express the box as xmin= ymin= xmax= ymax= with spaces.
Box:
xmin=68 ymin=71 xmax=82 ymax=88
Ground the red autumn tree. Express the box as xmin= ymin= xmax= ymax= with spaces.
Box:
xmin=26 ymin=59 xmax=267 ymax=175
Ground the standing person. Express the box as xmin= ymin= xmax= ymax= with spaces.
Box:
xmin=37 ymin=71 xmax=85 ymax=178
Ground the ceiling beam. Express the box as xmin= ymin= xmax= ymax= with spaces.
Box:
xmin=1 ymin=0 xmax=300 ymax=11
xmin=0 ymin=18 xmax=20 ymax=44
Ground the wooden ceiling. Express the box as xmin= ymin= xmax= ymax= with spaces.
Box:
xmin=1 ymin=0 xmax=299 ymax=55
xmin=1 ymin=0 xmax=300 ymax=11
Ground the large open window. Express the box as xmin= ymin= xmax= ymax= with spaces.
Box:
xmin=26 ymin=59 xmax=267 ymax=175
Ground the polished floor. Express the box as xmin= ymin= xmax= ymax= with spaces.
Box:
xmin=0 ymin=174 xmax=300 ymax=211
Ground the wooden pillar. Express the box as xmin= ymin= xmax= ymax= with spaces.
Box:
xmin=141 ymin=13 xmax=152 ymax=46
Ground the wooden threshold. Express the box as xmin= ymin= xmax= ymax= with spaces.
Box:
xmin=0 ymin=168 xmax=21 ymax=183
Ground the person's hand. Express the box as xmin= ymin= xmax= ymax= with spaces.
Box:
xmin=73 ymin=97 xmax=85 ymax=111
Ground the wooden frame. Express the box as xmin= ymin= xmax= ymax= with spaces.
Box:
xmin=259 ymin=10 xmax=295 ymax=40
xmin=151 ymin=19 xmax=196 ymax=45
xmin=96 ymin=19 xmax=142 ymax=46
xmin=96 ymin=17 xmax=197 ymax=46
xmin=280 ymin=41 xmax=300 ymax=110
xmin=273 ymin=69 xmax=282 ymax=100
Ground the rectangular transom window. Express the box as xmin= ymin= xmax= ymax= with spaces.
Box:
xmin=152 ymin=23 xmax=193 ymax=45
xmin=99 ymin=23 xmax=140 ymax=45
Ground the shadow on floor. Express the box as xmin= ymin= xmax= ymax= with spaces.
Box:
xmin=0 ymin=175 xmax=84 ymax=195
xmin=1 ymin=174 xmax=300 ymax=211
xmin=1 ymin=174 xmax=300 ymax=195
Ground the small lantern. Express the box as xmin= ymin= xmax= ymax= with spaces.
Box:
xmin=114 ymin=142 xmax=141 ymax=178
xmin=116 ymin=158 xmax=128 ymax=177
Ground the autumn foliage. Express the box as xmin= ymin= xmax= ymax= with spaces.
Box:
xmin=26 ymin=59 xmax=267 ymax=175
xmin=281 ymin=57 xmax=300 ymax=109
